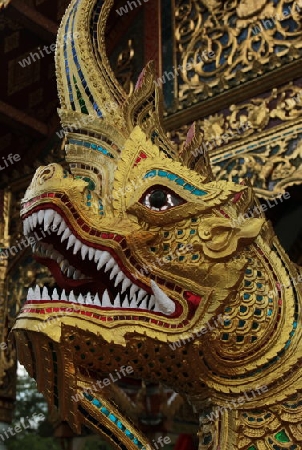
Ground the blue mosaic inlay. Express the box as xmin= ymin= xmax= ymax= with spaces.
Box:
xmin=69 ymin=139 xmax=114 ymax=158
xmin=99 ymin=200 xmax=104 ymax=215
xmin=143 ymin=170 xmax=208 ymax=196
xmin=109 ymin=413 xmax=117 ymax=423
xmin=63 ymin=0 xmax=102 ymax=116
xmin=71 ymin=2 xmax=101 ymax=116
xmin=64 ymin=2 xmax=79 ymax=110
xmin=83 ymin=393 xmax=145 ymax=450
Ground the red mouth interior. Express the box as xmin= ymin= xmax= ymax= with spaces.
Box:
xmin=35 ymin=229 xmax=137 ymax=302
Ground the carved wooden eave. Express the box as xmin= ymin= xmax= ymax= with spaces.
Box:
xmin=168 ymin=81 xmax=302 ymax=199
xmin=0 ymin=100 xmax=49 ymax=138
xmin=163 ymin=59 xmax=302 ymax=131
xmin=161 ymin=0 xmax=302 ymax=199
xmin=5 ymin=0 xmax=57 ymax=41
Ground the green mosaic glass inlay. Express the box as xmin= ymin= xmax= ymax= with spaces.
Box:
xmin=275 ymin=429 xmax=290 ymax=443
xmin=248 ymin=446 xmax=257 ymax=450
xmin=83 ymin=177 xmax=95 ymax=190
xmin=73 ymin=75 xmax=88 ymax=114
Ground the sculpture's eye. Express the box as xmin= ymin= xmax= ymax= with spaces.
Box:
xmin=141 ymin=187 xmax=185 ymax=211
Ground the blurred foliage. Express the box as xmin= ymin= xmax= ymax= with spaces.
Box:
xmin=4 ymin=367 xmax=113 ymax=450
xmin=7 ymin=435 xmax=61 ymax=450
xmin=5 ymin=368 xmax=61 ymax=450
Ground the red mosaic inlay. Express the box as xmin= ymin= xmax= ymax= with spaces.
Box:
xmin=134 ymin=152 xmax=148 ymax=167
xmin=184 ymin=291 xmax=202 ymax=306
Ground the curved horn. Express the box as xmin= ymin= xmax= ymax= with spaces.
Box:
xmin=56 ymin=0 xmax=126 ymax=119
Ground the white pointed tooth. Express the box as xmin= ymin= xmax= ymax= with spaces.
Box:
xmin=149 ymin=295 xmax=156 ymax=310
xmin=113 ymin=293 xmax=121 ymax=308
xmin=73 ymin=270 xmax=81 ymax=280
xmin=85 ymin=292 xmax=93 ymax=305
xmin=60 ymin=260 xmax=68 ymax=273
xmin=150 ymin=280 xmax=175 ymax=315
xmin=104 ymin=257 xmax=116 ymax=273
xmin=28 ymin=215 xmax=34 ymax=231
xmin=114 ymin=271 xmax=125 ymax=287
xmin=88 ymin=248 xmax=95 ymax=261
xmin=42 ymin=286 xmax=50 ymax=300
xmin=52 ymin=288 xmax=60 ymax=300
xmin=50 ymin=250 xmax=59 ymax=260
xmin=23 ymin=219 xmax=29 ymax=235
xmin=44 ymin=209 xmax=55 ymax=231
xmin=38 ymin=210 xmax=45 ymax=224
xmin=137 ymin=289 xmax=147 ymax=303
xmin=121 ymin=278 xmax=131 ymax=294
xmin=81 ymin=244 xmax=89 ymax=260
xmin=97 ymin=251 xmax=111 ymax=270
xmin=139 ymin=296 xmax=148 ymax=310
xmin=109 ymin=264 xmax=120 ymax=280
xmin=23 ymin=218 xmax=28 ymax=234
xmin=27 ymin=287 xmax=34 ymax=300
xmin=77 ymin=294 xmax=85 ymax=304
xmin=32 ymin=213 xmax=38 ymax=228
xmin=93 ymin=293 xmax=101 ymax=306
xmin=94 ymin=249 xmax=102 ymax=263
xmin=61 ymin=289 xmax=67 ymax=301
xmin=69 ymin=290 xmax=76 ymax=302
xmin=52 ymin=213 xmax=61 ymax=231
xmin=73 ymin=239 xmax=82 ymax=255
xmin=102 ymin=289 xmax=111 ymax=307
xmin=67 ymin=267 xmax=75 ymax=278
xmin=58 ymin=221 xmax=67 ymax=236
xmin=61 ymin=228 xmax=71 ymax=242
xmin=34 ymin=285 xmax=41 ymax=300
xmin=130 ymin=284 xmax=139 ymax=298
xmin=56 ymin=254 xmax=64 ymax=264
xmin=67 ymin=234 xmax=76 ymax=250
xmin=129 ymin=297 xmax=136 ymax=308
xmin=123 ymin=295 xmax=130 ymax=308
xmin=45 ymin=246 xmax=53 ymax=257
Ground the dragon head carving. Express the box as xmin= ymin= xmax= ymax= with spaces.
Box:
xmin=13 ymin=1 xmax=302 ymax=449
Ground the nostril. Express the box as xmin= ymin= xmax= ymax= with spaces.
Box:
xmin=36 ymin=166 xmax=56 ymax=184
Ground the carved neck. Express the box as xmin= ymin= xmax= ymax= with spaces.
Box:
xmin=208 ymin=234 xmax=301 ymax=382
xmin=191 ymin=235 xmax=302 ymax=449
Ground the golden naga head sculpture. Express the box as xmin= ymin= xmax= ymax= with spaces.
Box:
xmin=13 ymin=0 xmax=302 ymax=449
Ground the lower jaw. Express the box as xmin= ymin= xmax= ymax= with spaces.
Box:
xmin=21 ymin=298 xmax=188 ymax=329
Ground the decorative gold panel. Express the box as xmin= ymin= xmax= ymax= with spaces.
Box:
xmin=169 ymin=81 xmax=302 ymax=198
xmin=173 ymin=0 xmax=302 ymax=109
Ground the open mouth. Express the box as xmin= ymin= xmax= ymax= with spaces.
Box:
xmin=22 ymin=206 xmax=182 ymax=318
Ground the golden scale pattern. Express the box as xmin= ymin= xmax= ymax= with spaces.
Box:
xmin=11 ymin=0 xmax=302 ymax=449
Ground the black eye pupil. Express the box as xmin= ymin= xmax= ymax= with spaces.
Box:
xmin=149 ymin=190 xmax=167 ymax=208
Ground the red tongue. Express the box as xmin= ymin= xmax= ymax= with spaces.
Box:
xmin=34 ymin=256 xmax=97 ymax=290
xmin=184 ymin=291 xmax=202 ymax=307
